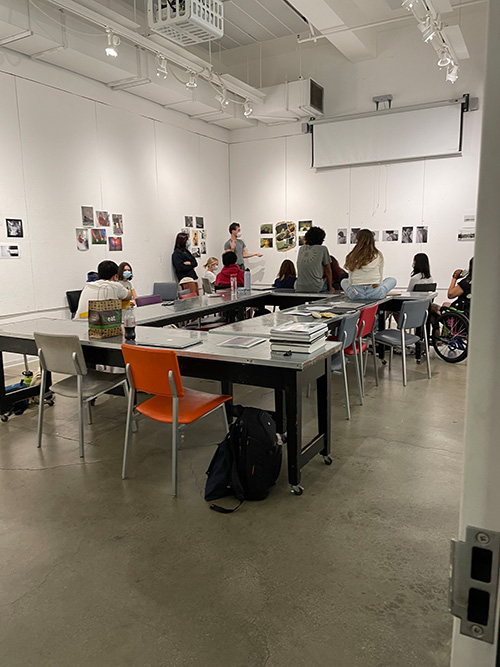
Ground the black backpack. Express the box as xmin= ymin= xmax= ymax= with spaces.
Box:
xmin=205 ymin=406 xmax=282 ymax=513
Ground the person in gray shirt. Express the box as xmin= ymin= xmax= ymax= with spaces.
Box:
xmin=295 ymin=226 xmax=334 ymax=293
xmin=223 ymin=222 xmax=262 ymax=270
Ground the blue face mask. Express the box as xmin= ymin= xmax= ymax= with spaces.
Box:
xmin=187 ymin=241 xmax=191 ymax=248
xmin=123 ymin=270 xmax=132 ymax=279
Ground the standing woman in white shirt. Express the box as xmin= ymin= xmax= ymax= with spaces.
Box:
xmin=341 ymin=228 xmax=397 ymax=300
xmin=407 ymin=253 xmax=434 ymax=292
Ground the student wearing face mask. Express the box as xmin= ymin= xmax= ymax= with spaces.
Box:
xmin=223 ymin=222 xmax=262 ymax=270
xmin=172 ymin=232 xmax=198 ymax=283
xmin=118 ymin=262 xmax=137 ymax=305
xmin=203 ymin=257 xmax=219 ymax=284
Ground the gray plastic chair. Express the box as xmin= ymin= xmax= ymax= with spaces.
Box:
xmin=153 ymin=282 xmax=179 ymax=301
xmin=202 ymin=277 xmax=214 ymax=294
xmin=34 ymin=332 xmax=130 ymax=458
xmin=374 ymin=299 xmax=431 ymax=386
xmin=331 ymin=312 xmax=363 ymax=420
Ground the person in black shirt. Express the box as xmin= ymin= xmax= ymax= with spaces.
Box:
xmin=447 ymin=257 xmax=473 ymax=312
xmin=172 ymin=232 xmax=198 ymax=283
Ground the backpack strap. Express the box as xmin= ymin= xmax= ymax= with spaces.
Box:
xmin=209 ymin=499 xmax=243 ymax=514
xmin=209 ymin=416 xmax=245 ymax=514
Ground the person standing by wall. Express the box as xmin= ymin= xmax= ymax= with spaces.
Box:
xmin=295 ymin=226 xmax=334 ymax=293
xmin=223 ymin=222 xmax=262 ymax=270
xmin=172 ymin=232 xmax=198 ymax=283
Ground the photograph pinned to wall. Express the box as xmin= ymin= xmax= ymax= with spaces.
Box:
xmin=337 ymin=228 xmax=347 ymax=245
xmin=199 ymin=230 xmax=206 ymax=240
xmin=383 ymin=230 xmax=399 ymax=242
xmin=350 ymin=228 xmax=360 ymax=244
xmin=76 ymin=228 xmax=89 ymax=251
xmin=0 ymin=244 xmax=20 ymax=259
xmin=184 ymin=216 xmax=193 ymax=228
xmin=260 ymin=223 xmax=273 ymax=235
xmin=299 ymin=236 xmax=306 ymax=246
xmin=260 ymin=237 xmax=273 ymax=249
xmin=196 ymin=216 xmax=204 ymax=229
xmin=201 ymin=241 xmax=206 ymax=254
xmin=298 ymin=220 xmax=312 ymax=233
xmin=181 ymin=228 xmax=190 ymax=235
xmin=112 ymin=214 xmax=123 ymax=235
xmin=416 ymin=226 xmax=428 ymax=243
xmin=109 ymin=236 xmax=123 ymax=251
xmin=458 ymin=228 xmax=475 ymax=242
xmin=192 ymin=230 xmax=199 ymax=246
xmin=191 ymin=246 xmax=201 ymax=258
xmin=96 ymin=211 xmax=109 ymax=227
xmin=6 ymin=218 xmax=23 ymax=238
xmin=275 ymin=221 xmax=296 ymax=252
xmin=401 ymin=226 xmax=414 ymax=244
xmin=372 ymin=230 xmax=380 ymax=242
xmin=91 ymin=228 xmax=107 ymax=245
xmin=81 ymin=206 xmax=94 ymax=227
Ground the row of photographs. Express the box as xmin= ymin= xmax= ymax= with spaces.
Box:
xmin=81 ymin=207 xmax=124 ymax=234
xmin=76 ymin=228 xmax=122 ymax=252
xmin=338 ymin=227 xmax=428 ymax=244
xmin=184 ymin=216 xmax=205 ymax=229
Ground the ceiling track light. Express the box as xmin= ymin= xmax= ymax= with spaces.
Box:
xmin=156 ymin=54 xmax=168 ymax=79
xmin=105 ymin=28 xmax=120 ymax=58
xmin=437 ymin=49 xmax=451 ymax=68
xmin=243 ymin=100 xmax=253 ymax=118
xmin=215 ymin=89 xmax=230 ymax=107
xmin=446 ymin=63 xmax=459 ymax=83
xmin=418 ymin=17 xmax=437 ymax=43
xmin=186 ymin=72 xmax=198 ymax=88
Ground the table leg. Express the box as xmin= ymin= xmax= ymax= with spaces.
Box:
xmin=221 ymin=380 xmax=233 ymax=419
xmin=285 ymin=377 xmax=302 ymax=492
xmin=274 ymin=389 xmax=286 ymax=434
xmin=0 ymin=351 xmax=7 ymax=414
xmin=316 ymin=358 xmax=332 ymax=460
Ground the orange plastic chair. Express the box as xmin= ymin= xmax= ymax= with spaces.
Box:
xmin=180 ymin=292 xmax=197 ymax=300
xmin=121 ymin=344 xmax=231 ymax=497
xmin=343 ymin=303 xmax=379 ymax=395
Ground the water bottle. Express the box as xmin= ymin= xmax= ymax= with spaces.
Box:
xmin=22 ymin=370 xmax=33 ymax=386
xmin=123 ymin=305 xmax=136 ymax=341
xmin=244 ymin=269 xmax=251 ymax=292
xmin=230 ymin=275 xmax=237 ymax=297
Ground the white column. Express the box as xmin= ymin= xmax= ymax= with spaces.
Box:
xmin=451 ymin=2 xmax=500 ymax=665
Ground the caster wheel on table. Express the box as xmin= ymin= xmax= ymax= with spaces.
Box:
xmin=416 ymin=359 xmax=421 ymax=365
xmin=381 ymin=360 xmax=387 ymax=366
xmin=1 ymin=414 xmax=8 ymax=422
xmin=323 ymin=455 xmax=333 ymax=465
xmin=291 ymin=485 xmax=304 ymax=496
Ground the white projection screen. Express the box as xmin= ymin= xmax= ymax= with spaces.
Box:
xmin=312 ymin=103 xmax=463 ymax=169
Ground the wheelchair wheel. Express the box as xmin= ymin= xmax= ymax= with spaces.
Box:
xmin=432 ymin=310 xmax=469 ymax=363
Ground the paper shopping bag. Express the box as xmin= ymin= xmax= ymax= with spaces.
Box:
xmin=88 ymin=299 xmax=122 ymax=339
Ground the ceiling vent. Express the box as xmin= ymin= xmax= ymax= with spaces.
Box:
xmin=147 ymin=0 xmax=223 ymax=46
xmin=288 ymin=78 xmax=324 ymax=117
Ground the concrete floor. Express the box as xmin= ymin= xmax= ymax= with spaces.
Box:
xmin=0 ymin=352 xmax=464 ymax=667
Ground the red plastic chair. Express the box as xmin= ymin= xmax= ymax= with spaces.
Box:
xmin=344 ymin=303 xmax=379 ymax=394
xmin=121 ymin=344 xmax=231 ymax=497
xmin=180 ymin=292 xmax=197 ymax=300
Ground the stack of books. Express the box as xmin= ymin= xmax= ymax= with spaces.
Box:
xmin=270 ymin=321 xmax=328 ymax=354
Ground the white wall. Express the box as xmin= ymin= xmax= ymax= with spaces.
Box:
xmin=227 ymin=9 xmax=487 ymax=290
xmin=0 ymin=60 xmax=230 ymax=318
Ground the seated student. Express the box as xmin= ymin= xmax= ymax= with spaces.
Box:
xmin=203 ymin=257 xmax=219 ymax=284
xmin=329 ymin=255 xmax=348 ymax=290
xmin=407 ymin=253 xmax=434 ymax=292
xmin=273 ymin=260 xmax=296 ymax=289
xmin=341 ymin=228 xmax=396 ymax=300
xmin=215 ymin=251 xmax=245 ymax=288
xmin=118 ymin=262 xmax=138 ymax=305
xmin=436 ymin=258 xmax=473 ymax=314
xmin=76 ymin=260 xmax=132 ymax=319
xmin=295 ymin=226 xmax=334 ymax=293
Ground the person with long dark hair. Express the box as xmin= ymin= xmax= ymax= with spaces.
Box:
xmin=273 ymin=259 xmax=296 ymax=288
xmin=407 ymin=253 xmax=434 ymax=292
xmin=172 ymin=232 xmax=198 ymax=283
xmin=341 ymin=228 xmax=396 ymax=300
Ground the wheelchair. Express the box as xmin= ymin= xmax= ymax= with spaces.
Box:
xmin=432 ymin=306 xmax=469 ymax=363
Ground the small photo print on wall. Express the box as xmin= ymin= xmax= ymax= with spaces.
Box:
xmin=458 ymin=228 xmax=475 ymax=242
xmin=91 ymin=228 xmax=107 ymax=245
xmin=109 ymin=237 xmax=122 ymax=251
xmin=6 ymin=219 xmax=23 ymax=238
xmin=260 ymin=223 xmax=273 ymax=235
xmin=76 ymin=229 xmax=89 ymax=251
xmin=0 ymin=243 xmax=20 ymax=259
xmin=299 ymin=236 xmax=306 ymax=246
xmin=275 ymin=221 xmax=296 ymax=252
xmin=201 ymin=241 xmax=206 ymax=254
xmin=337 ymin=228 xmax=347 ymax=244
xmin=383 ymin=230 xmax=399 ymax=242
xmin=192 ymin=230 xmax=199 ymax=246
xmin=402 ymin=226 xmax=414 ymax=244
xmin=184 ymin=216 xmax=193 ymax=228
xmin=199 ymin=230 xmax=206 ymax=240
xmin=372 ymin=230 xmax=380 ymax=242
xmin=112 ymin=214 xmax=123 ymax=235
xmin=97 ymin=211 xmax=109 ymax=227
xmin=81 ymin=206 xmax=94 ymax=227
xmin=261 ymin=237 xmax=273 ymax=248
xmin=350 ymin=228 xmax=360 ymax=244
xmin=298 ymin=220 xmax=312 ymax=233
xmin=416 ymin=226 xmax=428 ymax=243
xmin=196 ymin=216 xmax=204 ymax=229
xmin=191 ymin=246 xmax=201 ymax=258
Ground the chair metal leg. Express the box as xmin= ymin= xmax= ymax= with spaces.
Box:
xmin=86 ymin=400 xmax=92 ymax=425
xmin=389 ymin=346 xmax=393 ymax=370
xmin=371 ymin=331 xmax=379 ymax=386
xmin=423 ymin=327 xmax=432 ymax=379
xmin=122 ymin=384 xmax=135 ymax=479
xmin=356 ymin=336 xmax=365 ymax=397
xmin=401 ymin=329 xmax=407 ymax=387
xmin=306 ymin=383 xmax=311 ymax=398
xmin=123 ymin=382 xmax=137 ymax=433
xmin=353 ymin=348 xmax=363 ymax=406
xmin=77 ymin=375 xmax=85 ymax=457
xmin=37 ymin=370 xmax=46 ymax=449
xmin=340 ymin=352 xmax=351 ymax=420
xmin=221 ymin=402 xmax=230 ymax=433
xmin=172 ymin=396 xmax=179 ymax=497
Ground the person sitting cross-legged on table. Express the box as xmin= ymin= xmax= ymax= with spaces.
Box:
xmin=215 ymin=251 xmax=245 ymax=288
xmin=341 ymin=228 xmax=396 ymax=301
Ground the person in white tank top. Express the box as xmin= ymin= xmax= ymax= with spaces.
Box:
xmin=341 ymin=229 xmax=396 ymax=300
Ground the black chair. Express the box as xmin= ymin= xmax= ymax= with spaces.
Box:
xmin=66 ymin=290 xmax=82 ymax=319
xmin=413 ymin=283 xmax=437 ymax=292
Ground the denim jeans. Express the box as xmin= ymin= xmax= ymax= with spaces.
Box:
xmin=341 ymin=277 xmax=397 ymax=301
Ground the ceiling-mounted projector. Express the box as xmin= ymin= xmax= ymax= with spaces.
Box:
xmin=147 ymin=0 xmax=223 ymax=46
